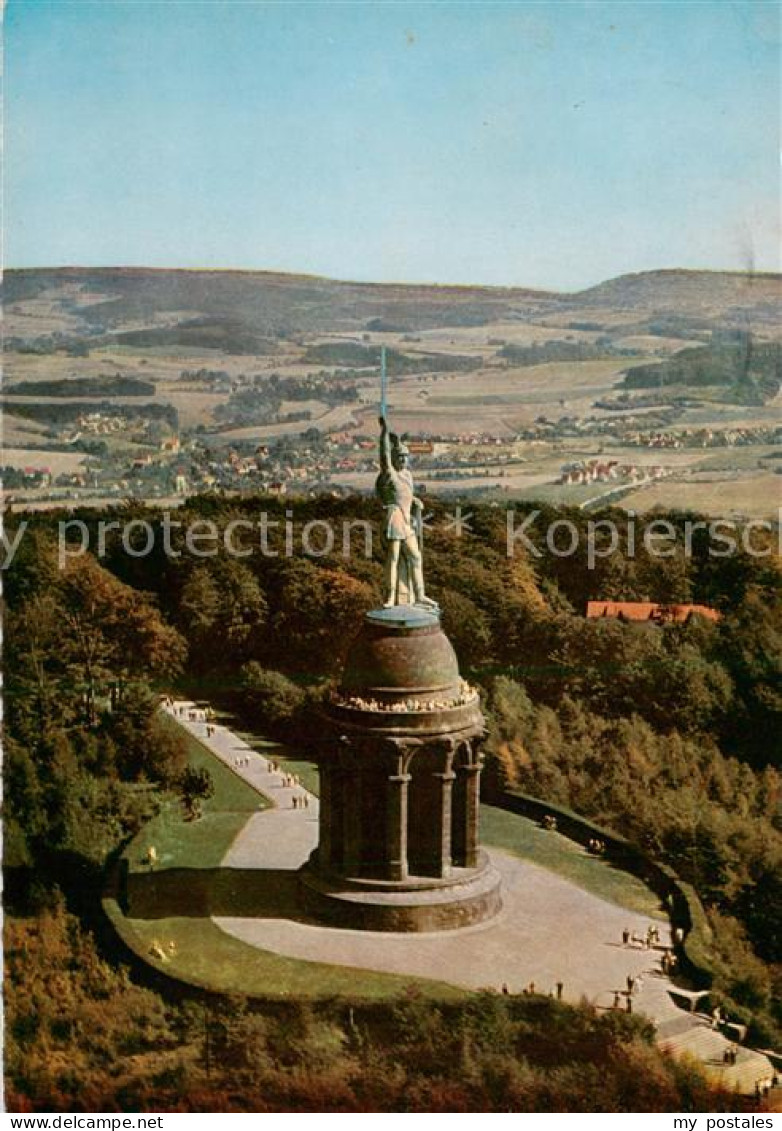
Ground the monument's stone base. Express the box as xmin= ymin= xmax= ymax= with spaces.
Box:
xmin=299 ymin=850 xmax=502 ymax=932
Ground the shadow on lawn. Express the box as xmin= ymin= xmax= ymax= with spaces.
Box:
xmin=123 ymin=863 xmax=312 ymax=922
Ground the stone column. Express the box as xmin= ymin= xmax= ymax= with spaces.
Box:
xmin=416 ymin=740 xmax=456 ymax=879
xmin=385 ymin=771 xmax=411 ymax=880
xmin=318 ymin=760 xmax=335 ymax=870
xmin=341 ymin=745 xmax=363 ymax=875
xmin=432 ymin=766 xmax=456 ymax=878
xmin=450 ymin=754 xmax=467 ymax=867
xmin=462 ymin=762 xmax=482 ymax=869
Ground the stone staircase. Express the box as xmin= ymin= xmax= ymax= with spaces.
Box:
xmin=658 ymin=1016 xmax=775 ymax=1095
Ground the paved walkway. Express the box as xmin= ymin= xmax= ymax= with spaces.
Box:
xmin=163 ymin=700 xmax=774 ymax=1094
xmin=223 ymin=816 xmax=676 ymax=1009
xmin=165 ymin=699 xmax=319 ymax=831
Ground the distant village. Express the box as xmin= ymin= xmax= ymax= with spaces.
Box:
xmin=4 ymin=395 xmax=782 ymax=508
xmin=3 ymin=357 xmax=781 ymax=512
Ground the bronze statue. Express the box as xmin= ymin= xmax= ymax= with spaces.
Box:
xmin=377 ymin=415 xmax=437 ymax=608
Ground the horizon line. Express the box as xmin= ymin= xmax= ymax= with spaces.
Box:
xmin=5 ymin=263 xmax=781 ymax=296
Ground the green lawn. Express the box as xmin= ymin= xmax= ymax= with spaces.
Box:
xmin=129 ymin=717 xmax=265 ymax=874
xmin=106 ymin=899 xmax=465 ymax=1001
xmin=162 ymin=714 xmax=267 ymax=813
xmin=128 ymin=809 xmax=252 ymax=873
xmin=480 ymin=804 xmax=664 ymax=918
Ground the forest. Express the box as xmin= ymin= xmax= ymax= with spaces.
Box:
xmin=8 ymin=376 xmax=157 ymax=398
xmin=301 ymin=342 xmax=481 ymax=373
xmin=3 ymin=494 xmax=780 ymax=1110
xmin=498 ymin=339 xmax=635 ymax=365
xmin=5 ymin=400 xmax=179 ymax=430
xmin=621 ymin=336 xmax=781 ymax=403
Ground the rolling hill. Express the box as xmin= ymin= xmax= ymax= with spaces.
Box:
xmin=5 ymin=266 xmax=780 ymax=345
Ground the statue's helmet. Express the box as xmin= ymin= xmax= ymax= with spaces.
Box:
xmin=391 ymin=433 xmax=410 ymax=468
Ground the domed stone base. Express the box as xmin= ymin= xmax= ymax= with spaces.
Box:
xmin=299 ymin=851 xmax=502 ymax=933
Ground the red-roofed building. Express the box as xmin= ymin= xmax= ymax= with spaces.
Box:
xmin=586 ymin=601 xmax=720 ymax=625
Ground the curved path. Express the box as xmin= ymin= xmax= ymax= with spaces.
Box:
xmin=164 ymin=701 xmax=774 ymax=1094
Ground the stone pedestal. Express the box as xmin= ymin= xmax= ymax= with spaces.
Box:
xmin=300 ymin=606 xmax=502 ymax=932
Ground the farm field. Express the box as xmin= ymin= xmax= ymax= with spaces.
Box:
xmin=383 ymin=358 xmax=656 ymax=434
xmin=213 ymin=405 xmax=359 ymax=442
xmin=2 ymin=447 xmax=88 ymax=474
xmin=3 ymin=413 xmax=52 ymax=446
xmin=620 ymin=472 xmax=781 ymax=518
xmin=5 ymin=344 xmax=276 ymax=384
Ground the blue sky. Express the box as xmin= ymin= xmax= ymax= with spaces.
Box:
xmin=5 ymin=0 xmax=780 ymax=289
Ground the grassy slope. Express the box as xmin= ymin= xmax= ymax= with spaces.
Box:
xmin=480 ymin=805 xmax=664 ymax=919
xmin=128 ymin=718 xmax=265 ymax=873
xmin=109 ymin=909 xmax=464 ymax=1000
